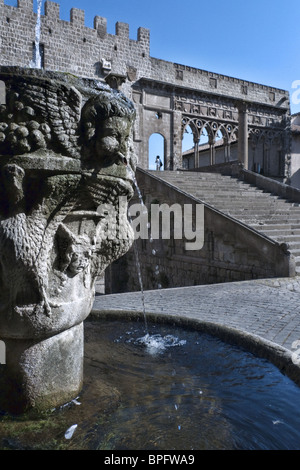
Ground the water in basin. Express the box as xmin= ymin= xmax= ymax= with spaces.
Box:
xmin=1 ymin=319 xmax=300 ymax=450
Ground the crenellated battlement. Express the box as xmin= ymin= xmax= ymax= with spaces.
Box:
xmin=1 ymin=0 xmax=150 ymax=43
xmin=0 ymin=0 xmax=291 ymax=176
xmin=0 ymin=0 xmax=150 ymax=87
xmin=0 ymin=0 xmax=287 ymax=107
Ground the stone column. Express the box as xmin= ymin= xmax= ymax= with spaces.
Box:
xmin=210 ymin=140 xmax=216 ymax=165
xmin=172 ymin=110 xmax=183 ymax=169
xmin=0 ymin=324 xmax=84 ymax=414
xmin=194 ymin=140 xmax=199 ymax=168
xmin=238 ymin=103 xmax=249 ymax=169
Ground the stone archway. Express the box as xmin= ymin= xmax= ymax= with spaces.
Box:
xmin=181 ymin=117 xmax=239 ymax=168
xmin=149 ymin=132 xmax=166 ymax=170
xmin=249 ymin=128 xmax=285 ymax=176
xmin=132 ymin=78 xmax=289 ymax=176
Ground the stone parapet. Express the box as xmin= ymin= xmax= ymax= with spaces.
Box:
xmin=106 ymin=168 xmax=295 ymax=294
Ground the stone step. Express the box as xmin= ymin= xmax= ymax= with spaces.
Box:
xmin=251 ymin=223 xmax=300 ymax=231
xmin=205 ymin=200 xmax=292 ymax=209
xmin=152 ymin=171 xmax=300 ymax=260
xmin=216 ymin=210 xmax=299 ymax=218
xmin=222 ymin=210 xmax=299 ymax=218
xmin=271 ymin=234 xmax=300 ymax=242
xmin=176 ymin=185 xmax=287 ymax=197
xmin=223 ymin=205 xmax=300 ymax=212
xmin=255 ymin=228 xmax=300 ymax=237
xmin=159 ymin=179 xmax=255 ymax=189
xmin=159 ymin=170 xmax=229 ymax=177
xmin=241 ymin=218 xmax=300 ymax=225
xmin=164 ymin=181 xmax=265 ymax=192
xmin=286 ymin=243 xmax=300 ymax=252
xmin=162 ymin=181 xmax=292 ymax=203
xmin=250 ymin=217 xmax=300 ymax=224
xmin=192 ymin=192 xmax=280 ymax=200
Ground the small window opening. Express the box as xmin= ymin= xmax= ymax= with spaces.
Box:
xmin=210 ymin=77 xmax=217 ymax=88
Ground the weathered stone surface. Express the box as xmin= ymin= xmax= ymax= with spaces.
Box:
xmin=0 ymin=323 xmax=84 ymax=414
xmin=0 ymin=67 xmax=136 ymax=413
xmin=107 ymin=168 xmax=295 ymax=294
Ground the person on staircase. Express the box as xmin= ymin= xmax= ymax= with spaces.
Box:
xmin=155 ymin=155 xmax=163 ymax=171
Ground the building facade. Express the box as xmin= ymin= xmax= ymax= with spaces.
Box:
xmin=0 ymin=0 xmax=293 ymax=181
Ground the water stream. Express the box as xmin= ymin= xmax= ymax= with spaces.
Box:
xmin=30 ymin=0 xmax=43 ymax=69
xmin=127 ymin=167 xmax=172 ymax=352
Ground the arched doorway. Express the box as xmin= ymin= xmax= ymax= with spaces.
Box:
xmin=149 ymin=133 xmax=165 ymax=170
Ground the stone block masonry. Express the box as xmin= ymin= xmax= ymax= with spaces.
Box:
xmin=0 ymin=0 xmax=151 ymax=88
xmin=0 ymin=1 xmax=291 ymax=174
xmin=105 ymin=168 xmax=294 ymax=294
xmin=0 ymin=0 xmax=289 ymax=107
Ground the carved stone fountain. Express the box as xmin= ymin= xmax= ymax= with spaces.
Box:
xmin=0 ymin=66 xmax=136 ymax=414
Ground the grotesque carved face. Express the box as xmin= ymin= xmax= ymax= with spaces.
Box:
xmin=56 ymin=226 xmax=95 ymax=277
xmin=81 ymin=90 xmax=136 ymax=172
xmin=95 ymin=116 xmax=131 ymax=166
xmin=68 ymin=245 xmax=93 ymax=275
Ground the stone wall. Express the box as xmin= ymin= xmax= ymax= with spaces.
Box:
xmin=0 ymin=0 xmax=150 ymax=92
xmin=0 ymin=1 xmax=289 ymax=103
xmin=0 ymin=1 xmax=290 ymax=171
xmin=106 ymin=168 xmax=295 ymax=293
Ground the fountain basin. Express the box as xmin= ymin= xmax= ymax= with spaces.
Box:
xmin=1 ymin=313 xmax=300 ymax=450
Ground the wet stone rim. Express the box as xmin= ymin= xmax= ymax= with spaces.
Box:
xmin=89 ymin=309 xmax=300 ymax=388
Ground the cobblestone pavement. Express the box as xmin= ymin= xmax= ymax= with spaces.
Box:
xmin=93 ymin=277 xmax=300 ymax=361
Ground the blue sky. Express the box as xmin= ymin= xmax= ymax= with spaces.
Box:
xmin=7 ymin=0 xmax=298 ymax=112
xmin=4 ymin=0 xmax=300 ymax=165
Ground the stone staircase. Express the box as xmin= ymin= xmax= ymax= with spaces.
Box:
xmin=149 ymin=170 xmax=300 ymax=273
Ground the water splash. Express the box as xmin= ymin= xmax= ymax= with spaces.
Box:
xmin=135 ymin=333 xmax=186 ymax=356
xmin=30 ymin=0 xmax=43 ymax=68
xmin=114 ymin=325 xmax=187 ymax=356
